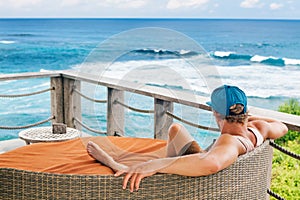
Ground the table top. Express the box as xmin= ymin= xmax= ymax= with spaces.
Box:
xmin=19 ymin=127 xmax=81 ymax=143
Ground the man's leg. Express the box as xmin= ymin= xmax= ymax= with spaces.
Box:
xmin=166 ymin=123 xmax=204 ymax=157
xmin=87 ymin=141 xmax=128 ymax=171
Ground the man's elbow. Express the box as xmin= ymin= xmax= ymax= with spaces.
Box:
xmin=283 ymin=125 xmax=288 ymax=135
xmin=269 ymin=123 xmax=289 ymax=139
xmin=278 ymin=123 xmax=288 ymax=138
xmin=208 ymin=160 xmax=222 ymax=174
xmin=207 ymin=165 xmax=221 ymax=175
xmin=195 ymin=158 xmax=222 ymax=176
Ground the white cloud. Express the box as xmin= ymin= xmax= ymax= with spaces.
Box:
xmin=104 ymin=0 xmax=148 ymax=8
xmin=269 ymin=3 xmax=283 ymax=10
xmin=6 ymin=0 xmax=42 ymax=8
xmin=120 ymin=0 xmax=148 ymax=8
xmin=59 ymin=0 xmax=147 ymax=9
xmin=167 ymin=0 xmax=209 ymax=10
xmin=0 ymin=0 xmax=298 ymax=19
xmin=61 ymin=0 xmax=83 ymax=7
xmin=240 ymin=0 xmax=261 ymax=8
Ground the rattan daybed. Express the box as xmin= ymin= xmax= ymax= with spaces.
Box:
xmin=0 ymin=137 xmax=273 ymax=200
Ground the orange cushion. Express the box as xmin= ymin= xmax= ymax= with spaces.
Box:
xmin=0 ymin=136 xmax=166 ymax=175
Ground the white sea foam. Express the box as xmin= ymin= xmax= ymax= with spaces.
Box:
xmin=4 ymin=81 xmax=50 ymax=94
xmin=153 ymin=49 xmax=165 ymax=53
xmin=250 ymin=55 xmax=272 ymax=62
xmin=213 ymin=51 xmax=234 ymax=57
xmin=283 ymin=58 xmax=300 ymax=65
xmin=213 ymin=51 xmax=300 ymax=67
xmin=179 ymin=49 xmax=191 ymax=55
xmin=0 ymin=108 xmax=50 ymax=115
xmin=73 ymin=58 xmax=300 ymax=99
xmin=40 ymin=68 xmax=51 ymax=72
xmin=0 ymin=40 xmax=15 ymax=44
xmin=215 ymin=64 xmax=300 ymax=99
xmin=74 ymin=56 xmax=214 ymax=93
xmin=0 ymin=79 xmax=16 ymax=86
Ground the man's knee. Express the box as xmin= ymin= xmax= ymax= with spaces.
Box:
xmin=168 ymin=123 xmax=182 ymax=133
xmin=168 ymin=123 xmax=183 ymax=139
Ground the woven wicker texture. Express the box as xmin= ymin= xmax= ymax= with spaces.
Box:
xmin=0 ymin=140 xmax=272 ymax=200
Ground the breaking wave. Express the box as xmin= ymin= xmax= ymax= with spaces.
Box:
xmin=212 ymin=51 xmax=300 ymax=67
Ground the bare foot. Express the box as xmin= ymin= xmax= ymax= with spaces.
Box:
xmin=87 ymin=141 xmax=128 ymax=171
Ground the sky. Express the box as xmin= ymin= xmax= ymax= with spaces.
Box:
xmin=0 ymin=0 xmax=299 ymax=19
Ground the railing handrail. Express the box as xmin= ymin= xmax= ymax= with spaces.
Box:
xmin=63 ymin=70 xmax=300 ymax=132
xmin=0 ymin=71 xmax=61 ymax=81
xmin=1 ymin=70 xmax=300 ymax=132
xmin=62 ymin=70 xmax=211 ymax=110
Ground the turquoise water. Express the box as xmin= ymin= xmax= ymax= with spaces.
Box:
xmin=0 ymin=19 xmax=300 ymax=146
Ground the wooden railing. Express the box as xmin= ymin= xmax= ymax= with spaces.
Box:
xmin=1 ymin=70 xmax=299 ymax=200
xmin=1 ymin=70 xmax=300 ymax=140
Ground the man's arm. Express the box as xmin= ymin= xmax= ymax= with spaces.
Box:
xmin=248 ymin=116 xmax=288 ymax=139
xmin=159 ymin=134 xmax=241 ymax=175
xmin=116 ymin=134 xmax=242 ymax=192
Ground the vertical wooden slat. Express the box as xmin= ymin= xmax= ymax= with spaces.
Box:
xmin=154 ymin=98 xmax=173 ymax=140
xmin=51 ymin=77 xmax=64 ymax=124
xmin=107 ymin=88 xmax=124 ymax=136
xmin=64 ymin=78 xmax=81 ymax=129
xmin=72 ymin=80 xmax=82 ymax=130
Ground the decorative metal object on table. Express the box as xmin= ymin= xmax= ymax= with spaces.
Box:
xmin=19 ymin=124 xmax=81 ymax=145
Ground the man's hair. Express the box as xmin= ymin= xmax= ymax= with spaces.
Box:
xmin=217 ymin=104 xmax=248 ymax=124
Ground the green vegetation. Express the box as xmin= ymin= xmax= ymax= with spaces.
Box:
xmin=270 ymin=99 xmax=300 ymax=200
xmin=275 ymin=99 xmax=300 ymax=145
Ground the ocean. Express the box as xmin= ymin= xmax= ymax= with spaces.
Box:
xmin=0 ymin=19 xmax=300 ymax=147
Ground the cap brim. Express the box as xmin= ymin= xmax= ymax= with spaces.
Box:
xmin=206 ymin=101 xmax=212 ymax=106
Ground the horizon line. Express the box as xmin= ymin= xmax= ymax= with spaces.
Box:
xmin=0 ymin=17 xmax=299 ymax=21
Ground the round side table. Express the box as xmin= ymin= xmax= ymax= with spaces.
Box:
xmin=19 ymin=127 xmax=81 ymax=145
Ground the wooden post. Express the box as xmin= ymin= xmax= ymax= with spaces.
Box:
xmin=51 ymin=76 xmax=64 ymax=124
xmin=64 ymin=78 xmax=81 ymax=129
xmin=154 ymin=98 xmax=173 ymax=140
xmin=107 ymin=88 xmax=124 ymax=136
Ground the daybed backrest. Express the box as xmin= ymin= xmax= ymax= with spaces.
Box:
xmin=0 ymin=140 xmax=273 ymax=200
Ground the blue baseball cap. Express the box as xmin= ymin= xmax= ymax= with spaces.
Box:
xmin=207 ymin=85 xmax=247 ymax=116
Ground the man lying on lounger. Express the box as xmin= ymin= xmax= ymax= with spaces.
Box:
xmin=87 ymin=85 xmax=288 ymax=192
